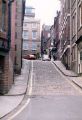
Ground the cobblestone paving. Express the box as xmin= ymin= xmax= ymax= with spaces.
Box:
xmin=31 ymin=61 xmax=81 ymax=96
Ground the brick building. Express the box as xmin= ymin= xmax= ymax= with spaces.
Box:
xmin=41 ymin=24 xmax=51 ymax=56
xmin=53 ymin=11 xmax=60 ymax=60
xmin=0 ymin=0 xmax=25 ymax=94
xmin=0 ymin=0 xmax=14 ymax=94
xmin=59 ymin=0 xmax=71 ymax=69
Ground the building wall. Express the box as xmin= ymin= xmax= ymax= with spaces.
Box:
xmin=60 ymin=0 xmax=82 ymax=73
xmin=15 ymin=0 xmax=24 ymax=74
xmin=70 ymin=0 xmax=82 ymax=73
xmin=0 ymin=0 xmax=15 ymax=94
xmin=54 ymin=12 xmax=60 ymax=60
xmin=41 ymin=24 xmax=51 ymax=55
xmin=76 ymin=0 xmax=82 ymax=73
xmin=71 ymin=0 xmax=77 ymax=73
xmin=11 ymin=0 xmax=16 ymax=66
xmin=0 ymin=0 xmax=8 ymax=32
xmin=59 ymin=0 xmax=71 ymax=69
xmin=23 ymin=8 xmax=40 ymax=57
xmin=23 ymin=20 xmax=40 ymax=56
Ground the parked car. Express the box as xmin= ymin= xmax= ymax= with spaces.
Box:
xmin=42 ymin=54 xmax=50 ymax=61
xmin=23 ymin=54 xmax=36 ymax=60
xmin=29 ymin=54 xmax=36 ymax=60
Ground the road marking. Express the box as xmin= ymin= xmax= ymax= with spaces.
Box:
xmin=8 ymin=98 xmax=30 ymax=120
xmin=28 ymin=61 xmax=33 ymax=95
xmin=7 ymin=61 xmax=33 ymax=120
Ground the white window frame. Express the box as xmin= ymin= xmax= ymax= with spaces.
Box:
xmin=23 ymin=41 xmax=28 ymax=50
xmin=32 ymin=31 xmax=37 ymax=39
xmin=79 ymin=3 xmax=82 ymax=27
xmin=23 ymin=30 xmax=28 ymax=39
xmin=32 ymin=42 xmax=37 ymax=50
xmin=72 ymin=13 xmax=76 ymax=36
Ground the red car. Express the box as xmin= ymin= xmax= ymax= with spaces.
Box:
xmin=23 ymin=54 xmax=36 ymax=60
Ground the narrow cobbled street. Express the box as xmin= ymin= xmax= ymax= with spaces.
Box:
xmin=5 ymin=60 xmax=82 ymax=120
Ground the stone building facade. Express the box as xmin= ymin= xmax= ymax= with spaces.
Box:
xmin=23 ymin=6 xmax=40 ymax=58
xmin=71 ymin=0 xmax=82 ymax=73
xmin=60 ymin=0 xmax=82 ymax=74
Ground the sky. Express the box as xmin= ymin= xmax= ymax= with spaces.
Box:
xmin=26 ymin=0 xmax=61 ymax=26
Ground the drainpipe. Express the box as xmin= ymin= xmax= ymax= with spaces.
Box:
xmin=70 ymin=0 xmax=72 ymax=69
xmin=76 ymin=0 xmax=78 ymax=73
xmin=7 ymin=0 xmax=14 ymax=50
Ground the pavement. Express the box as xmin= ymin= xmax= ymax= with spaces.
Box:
xmin=53 ymin=60 xmax=78 ymax=77
xmin=0 ymin=59 xmax=30 ymax=119
xmin=53 ymin=60 xmax=82 ymax=89
xmin=0 ymin=59 xmax=82 ymax=119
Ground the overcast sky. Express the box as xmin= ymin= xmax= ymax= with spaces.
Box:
xmin=26 ymin=0 xmax=61 ymax=26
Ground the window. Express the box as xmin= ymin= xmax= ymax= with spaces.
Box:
xmin=32 ymin=23 xmax=37 ymax=28
xmin=0 ymin=1 xmax=6 ymax=31
xmin=32 ymin=31 xmax=37 ymax=39
xmin=25 ymin=8 xmax=35 ymax=14
xmin=79 ymin=3 xmax=82 ymax=27
xmin=32 ymin=42 xmax=37 ymax=50
xmin=15 ymin=32 xmax=17 ymax=38
xmin=72 ymin=13 xmax=76 ymax=36
xmin=23 ymin=23 xmax=27 ymax=27
xmin=23 ymin=41 xmax=29 ymax=50
xmin=72 ymin=46 xmax=76 ymax=61
xmin=23 ymin=30 xmax=28 ymax=39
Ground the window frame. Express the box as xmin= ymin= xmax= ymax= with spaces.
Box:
xmin=23 ymin=40 xmax=29 ymax=50
xmin=32 ymin=42 xmax=37 ymax=50
xmin=0 ymin=0 xmax=6 ymax=31
xmin=79 ymin=3 xmax=82 ymax=27
xmin=23 ymin=30 xmax=29 ymax=39
xmin=32 ymin=31 xmax=37 ymax=39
